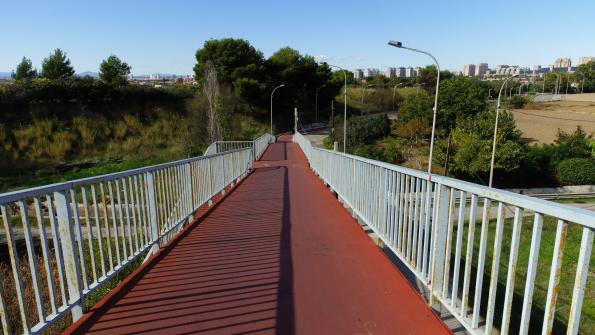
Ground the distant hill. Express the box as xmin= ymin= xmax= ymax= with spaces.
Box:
xmin=0 ymin=72 xmax=12 ymax=79
xmin=77 ymin=71 xmax=99 ymax=78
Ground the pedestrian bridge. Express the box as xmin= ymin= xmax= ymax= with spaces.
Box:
xmin=0 ymin=133 xmax=593 ymax=334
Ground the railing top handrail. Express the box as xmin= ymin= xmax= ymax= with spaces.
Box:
xmin=0 ymin=147 xmax=251 ymax=204
xmin=299 ymin=133 xmax=595 ymax=229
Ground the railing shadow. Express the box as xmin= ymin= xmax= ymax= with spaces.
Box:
xmin=69 ymin=142 xmax=295 ymax=334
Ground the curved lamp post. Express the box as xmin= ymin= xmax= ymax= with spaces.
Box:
xmin=388 ymin=40 xmax=441 ymax=174
xmin=489 ymin=74 xmax=518 ymax=187
xmin=270 ymin=84 xmax=285 ymax=134
xmin=323 ymin=63 xmax=347 ymax=152
xmin=315 ymin=84 xmax=326 ymax=123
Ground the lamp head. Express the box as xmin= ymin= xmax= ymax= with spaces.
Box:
xmin=388 ymin=40 xmax=403 ymax=48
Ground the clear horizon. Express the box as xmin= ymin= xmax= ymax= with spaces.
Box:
xmin=1 ymin=0 xmax=594 ymax=75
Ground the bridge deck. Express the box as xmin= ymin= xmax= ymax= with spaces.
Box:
xmin=66 ymin=136 xmax=450 ymax=335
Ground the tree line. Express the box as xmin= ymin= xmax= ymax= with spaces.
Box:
xmin=12 ymin=49 xmax=131 ymax=85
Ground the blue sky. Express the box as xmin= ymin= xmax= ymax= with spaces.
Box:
xmin=1 ymin=0 xmax=594 ymax=75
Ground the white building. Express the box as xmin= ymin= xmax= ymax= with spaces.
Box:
xmin=414 ymin=67 xmax=422 ymax=77
xmin=494 ymin=65 xmax=520 ymax=76
xmin=363 ymin=68 xmax=379 ymax=78
xmin=553 ymin=58 xmax=572 ymax=68
xmin=405 ymin=67 xmax=415 ymax=78
xmin=353 ymin=69 xmax=364 ymax=80
xmin=385 ymin=67 xmax=396 ymax=78
xmin=476 ymin=63 xmax=488 ymax=76
xmin=396 ymin=67 xmax=406 ymax=78
xmin=463 ymin=64 xmax=476 ymax=76
xmin=578 ymin=57 xmax=595 ymax=65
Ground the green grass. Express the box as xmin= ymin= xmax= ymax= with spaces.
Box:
xmin=448 ymin=211 xmax=595 ymax=334
xmin=553 ymin=197 xmax=595 ymax=204
xmin=0 ymin=156 xmax=181 ymax=194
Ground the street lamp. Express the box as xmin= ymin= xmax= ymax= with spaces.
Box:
xmin=270 ymin=84 xmax=285 ymax=134
xmin=315 ymin=84 xmax=326 ymax=123
xmin=489 ymin=74 xmax=518 ymax=187
xmin=388 ymin=40 xmax=441 ymax=174
xmin=323 ymin=63 xmax=347 ymax=152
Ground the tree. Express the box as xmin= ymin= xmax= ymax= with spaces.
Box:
xmin=437 ymin=76 xmax=488 ymax=130
xmin=194 ymin=38 xmax=264 ymax=83
xmin=397 ymin=91 xmax=433 ymax=123
xmin=434 ymin=111 xmax=526 ymax=180
xmin=99 ymin=55 xmax=131 ymax=85
xmin=12 ymin=57 xmax=37 ymax=80
xmin=41 ymin=49 xmax=75 ymax=80
xmin=574 ymin=61 xmax=595 ymax=93
xmin=203 ymin=61 xmax=222 ymax=143
xmin=264 ymin=47 xmax=333 ymax=127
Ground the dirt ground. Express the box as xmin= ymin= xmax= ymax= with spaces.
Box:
xmin=511 ymin=97 xmax=595 ymax=144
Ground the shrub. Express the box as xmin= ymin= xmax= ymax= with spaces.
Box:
xmin=393 ymin=117 xmax=431 ymax=143
xmin=509 ymin=95 xmax=527 ymax=109
xmin=557 ymin=158 xmax=595 ymax=185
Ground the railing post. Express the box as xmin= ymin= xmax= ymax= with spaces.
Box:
xmin=187 ymin=162 xmax=194 ymax=211
xmin=53 ymin=190 xmax=84 ymax=321
xmin=429 ymin=183 xmax=449 ymax=308
xmin=208 ymin=158 xmax=214 ymax=207
xmin=145 ymin=172 xmax=160 ymax=253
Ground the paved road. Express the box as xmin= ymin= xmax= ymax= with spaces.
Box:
xmin=65 ymin=136 xmax=450 ymax=335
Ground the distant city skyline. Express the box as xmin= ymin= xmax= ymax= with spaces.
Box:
xmin=1 ymin=1 xmax=595 ymax=75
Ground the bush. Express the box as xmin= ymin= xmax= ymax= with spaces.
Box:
xmin=509 ymin=95 xmax=527 ymax=109
xmin=393 ymin=117 xmax=431 ymax=143
xmin=351 ymin=141 xmax=404 ymax=165
xmin=557 ymin=158 xmax=595 ymax=185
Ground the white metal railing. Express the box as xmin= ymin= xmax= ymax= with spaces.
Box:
xmin=294 ymin=131 xmax=594 ymax=335
xmin=0 ymin=145 xmax=262 ymax=334
xmin=203 ymin=133 xmax=275 ymax=160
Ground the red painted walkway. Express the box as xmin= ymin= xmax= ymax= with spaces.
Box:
xmin=65 ymin=136 xmax=451 ymax=335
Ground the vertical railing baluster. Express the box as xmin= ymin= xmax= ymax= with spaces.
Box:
xmin=70 ymin=189 xmax=88 ymax=290
xmin=501 ymin=206 xmax=524 ymax=335
xmin=46 ymin=194 xmax=68 ymax=306
xmin=99 ymin=183 xmax=113 ymax=272
xmin=485 ymin=202 xmax=505 ymax=334
xmin=451 ymin=191 xmax=467 ymax=308
xmin=122 ymin=178 xmax=133 ymax=257
xmin=443 ymin=188 xmax=456 ymax=299
xmin=115 ymin=179 xmax=128 ymax=260
xmin=128 ymin=177 xmax=139 ymax=252
xmin=519 ymin=213 xmax=544 ymax=334
xmin=92 ymin=185 xmax=107 ymax=277
xmin=567 ymin=227 xmax=594 ymax=335
xmin=145 ymin=171 xmax=160 ymax=253
xmin=540 ymin=220 xmax=567 ymax=335
xmin=0 ymin=268 xmax=10 ymax=334
xmin=19 ymin=200 xmax=45 ymax=323
xmin=81 ymin=187 xmax=97 ymax=285
xmin=54 ymin=190 xmax=84 ymax=321
xmin=472 ymin=198 xmax=491 ymax=328
xmin=2 ymin=203 xmax=31 ymax=333
xmin=33 ymin=196 xmax=58 ymax=314
xmin=461 ymin=194 xmax=478 ymax=317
